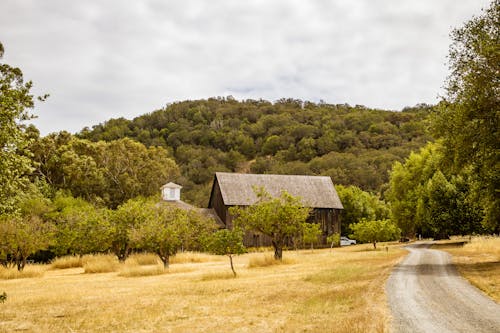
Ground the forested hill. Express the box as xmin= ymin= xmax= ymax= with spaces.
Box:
xmin=78 ymin=98 xmax=433 ymax=206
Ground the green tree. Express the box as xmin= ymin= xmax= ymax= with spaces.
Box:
xmin=48 ymin=193 xmax=111 ymax=256
xmin=0 ymin=42 xmax=46 ymax=214
xmin=207 ymin=228 xmax=246 ymax=276
xmin=129 ymin=204 xmax=187 ymax=268
xmin=230 ymin=188 xmax=311 ymax=260
xmin=336 ymin=185 xmax=389 ymax=236
xmin=433 ymin=1 xmax=500 ymax=231
xmin=109 ymin=197 xmax=152 ymax=262
xmin=301 ymin=222 xmax=322 ymax=250
xmin=0 ymin=189 xmax=54 ymax=270
xmin=326 ymin=233 xmax=340 ymax=249
xmin=349 ymin=219 xmax=400 ymax=249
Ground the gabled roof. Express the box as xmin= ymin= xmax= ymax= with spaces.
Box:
xmin=161 ymin=182 xmax=182 ymax=189
xmin=159 ymin=200 xmax=224 ymax=227
xmin=213 ymin=172 xmax=343 ymax=209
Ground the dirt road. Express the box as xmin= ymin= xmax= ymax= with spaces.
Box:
xmin=386 ymin=242 xmax=500 ymax=333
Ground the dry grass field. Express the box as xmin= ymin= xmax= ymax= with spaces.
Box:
xmin=436 ymin=236 xmax=500 ymax=302
xmin=0 ymin=245 xmax=405 ymax=333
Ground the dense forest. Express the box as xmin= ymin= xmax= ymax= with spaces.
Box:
xmin=77 ymin=99 xmax=433 ymax=206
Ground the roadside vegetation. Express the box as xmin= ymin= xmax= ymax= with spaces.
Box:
xmin=0 ymin=246 xmax=405 ymax=333
xmin=436 ymin=236 xmax=500 ymax=302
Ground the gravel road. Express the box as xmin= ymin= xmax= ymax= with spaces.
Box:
xmin=386 ymin=242 xmax=500 ymax=333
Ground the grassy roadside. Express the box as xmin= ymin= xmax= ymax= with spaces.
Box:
xmin=0 ymin=245 xmax=405 ymax=333
xmin=435 ymin=236 xmax=500 ymax=302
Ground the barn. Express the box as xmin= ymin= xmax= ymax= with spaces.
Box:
xmin=208 ymin=172 xmax=343 ymax=247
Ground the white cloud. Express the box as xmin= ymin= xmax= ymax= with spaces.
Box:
xmin=0 ymin=0 xmax=491 ymax=134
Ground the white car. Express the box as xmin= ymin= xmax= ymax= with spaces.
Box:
xmin=340 ymin=237 xmax=356 ymax=246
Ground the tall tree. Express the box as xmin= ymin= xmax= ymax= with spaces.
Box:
xmin=0 ymin=42 xmax=46 ymax=214
xmin=433 ymin=1 xmax=500 ymax=231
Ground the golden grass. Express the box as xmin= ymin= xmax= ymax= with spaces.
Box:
xmin=247 ymin=253 xmax=296 ymax=267
xmin=83 ymin=254 xmax=119 ymax=274
xmin=200 ymin=271 xmax=237 ymax=281
xmin=0 ymin=245 xmax=406 ymax=333
xmin=438 ymin=236 xmax=500 ymax=302
xmin=127 ymin=253 xmax=160 ymax=266
xmin=170 ymin=251 xmax=224 ymax=264
xmin=118 ymin=264 xmax=166 ymax=277
xmin=51 ymin=255 xmax=83 ymax=269
xmin=0 ymin=265 xmax=46 ymax=279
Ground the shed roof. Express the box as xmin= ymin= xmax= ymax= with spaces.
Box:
xmin=214 ymin=172 xmax=343 ymax=209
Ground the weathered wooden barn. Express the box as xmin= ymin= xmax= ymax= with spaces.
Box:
xmin=208 ymin=172 xmax=343 ymax=247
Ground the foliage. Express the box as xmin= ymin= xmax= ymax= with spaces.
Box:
xmin=349 ymin=219 xmax=400 ymax=249
xmin=0 ymin=188 xmax=54 ymax=270
xmin=336 ymin=185 xmax=389 ymax=236
xmin=301 ymin=223 xmax=322 ymax=250
xmin=109 ymin=197 xmax=153 ymax=262
xmin=387 ymin=142 xmax=484 ymax=238
xmin=47 ymin=192 xmax=111 ymax=256
xmin=77 ymin=98 xmax=432 ymax=206
xmin=129 ymin=202 xmax=216 ymax=268
xmin=0 ymin=291 xmax=6 ymax=303
xmin=230 ymin=188 xmax=311 ymax=260
xmin=207 ymin=228 xmax=246 ymax=276
xmin=327 ymin=233 xmax=341 ymax=248
xmin=0 ymin=42 xmax=44 ymax=214
xmin=433 ymin=1 xmax=500 ymax=231
xmin=29 ymin=134 xmax=180 ymax=208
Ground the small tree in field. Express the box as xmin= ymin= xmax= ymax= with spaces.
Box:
xmin=129 ymin=204 xmax=187 ymax=268
xmin=302 ymin=223 xmax=322 ymax=250
xmin=109 ymin=197 xmax=153 ymax=262
xmin=207 ymin=228 xmax=246 ymax=277
xmin=350 ymin=219 xmax=400 ymax=249
xmin=327 ymin=233 xmax=340 ymax=249
xmin=230 ymin=188 xmax=311 ymax=260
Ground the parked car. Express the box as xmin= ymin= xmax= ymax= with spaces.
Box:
xmin=340 ymin=237 xmax=356 ymax=246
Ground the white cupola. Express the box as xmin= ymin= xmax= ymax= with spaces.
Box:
xmin=161 ymin=182 xmax=182 ymax=201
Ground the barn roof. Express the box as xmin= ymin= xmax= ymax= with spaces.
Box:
xmin=161 ymin=182 xmax=182 ymax=189
xmin=214 ymin=172 xmax=343 ymax=209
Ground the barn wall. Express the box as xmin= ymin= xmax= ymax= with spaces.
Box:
xmin=208 ymin=180 xmax=228 ymax=227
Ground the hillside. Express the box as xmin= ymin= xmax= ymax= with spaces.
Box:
xmin=78 ymin=98 xmax=433 ymax=206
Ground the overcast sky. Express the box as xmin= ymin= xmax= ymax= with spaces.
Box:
xmin=0 ymin=0 xmax=490 ymax=135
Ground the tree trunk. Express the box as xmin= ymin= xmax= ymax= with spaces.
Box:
xmin=159 ymin=253 xmax=170 ymax=269
xmin=272 ymin=240 xmax=283 ymax=260
xmin=229 ymin=255 xmax=236 ymax=277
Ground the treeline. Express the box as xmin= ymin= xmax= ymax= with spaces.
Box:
xmin=78 ymin=99 xmax=432 ymax=206
xmin=388 ymin=1 xmax=499 ymax=237
xmin=27 ymin=131 xmax=179 ymax=209
xmin=0 ymin=190 xmax=215 ymax=270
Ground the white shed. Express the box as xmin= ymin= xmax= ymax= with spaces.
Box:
xmin=161 ymin=182 xmax=182 ymax=201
